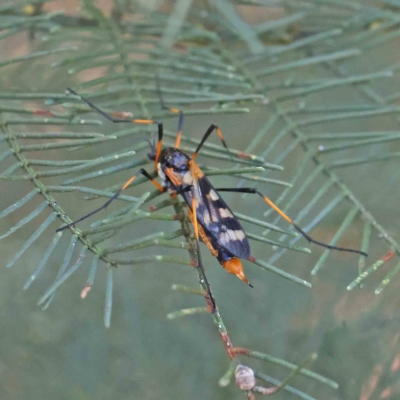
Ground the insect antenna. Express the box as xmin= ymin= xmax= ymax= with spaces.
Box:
xmin=155 ymin=74 xmax=184 ymax=148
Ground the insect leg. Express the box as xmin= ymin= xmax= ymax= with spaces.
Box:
xmin=67 ymin=88 xmax=163 ymax=170
xmin=191 ymin=124 xmax=230 ymax=160
xmin=190 ymin=187 xmax=200 ymax=241
xmin=57 ymin=168 xmax=164 ymax=232
xmin=215 ymin=187 xmax=368 ymax=256
xmin=156 ymin=75 xmax=184 ymax=148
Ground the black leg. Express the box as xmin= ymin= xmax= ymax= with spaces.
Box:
xmin=191 ymin=123 xmax=230 ymax=160
xmin=67 ymin=88 xmax=163 ymax=169
xmin=215 ymin=187 xmax=368 ymax=257
xmin=57 ymin=168 xmax=164 ymax=232
xmin=157 ymin=80 xmax=246 ymax=161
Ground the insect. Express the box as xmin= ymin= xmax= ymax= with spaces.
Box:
xmin=58 ymin=87 xmax=367 ymax=287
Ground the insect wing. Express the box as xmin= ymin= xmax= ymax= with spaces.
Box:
xmin=190 ymin=173 xmax=250 ymax=259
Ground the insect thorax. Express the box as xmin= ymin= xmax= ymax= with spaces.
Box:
xmin=158 ymin=147 xmax=193 ymax=190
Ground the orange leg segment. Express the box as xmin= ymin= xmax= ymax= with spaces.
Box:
xmin=216 ymin=187 xmax=367 ymax=257
xmin=66 ymin=88 xmax=163 ymax=171
xmin=57 ymin=168 xmax=164 ymax=232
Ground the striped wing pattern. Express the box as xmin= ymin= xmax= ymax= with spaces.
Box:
xmin=184 ymin=173 xmax=250 ymax=259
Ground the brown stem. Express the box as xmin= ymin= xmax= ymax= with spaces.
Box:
xmin=173 ymin=200 xmax=237 ymax=360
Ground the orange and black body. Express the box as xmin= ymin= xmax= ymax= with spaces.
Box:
xmin=58 ymin=87 xmax=367 ymax=288
xmin=156 ymin=147 xmax=252 ymax=285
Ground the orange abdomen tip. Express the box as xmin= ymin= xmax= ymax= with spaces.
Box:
xmin=222 ymin=258 xmax=252 ymax=287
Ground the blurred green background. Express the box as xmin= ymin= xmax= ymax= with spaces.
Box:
xmin=1 ymin=1 xmax=400 ymax=399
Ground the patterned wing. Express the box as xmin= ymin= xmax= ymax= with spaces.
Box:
xmin=187 ymin=170 xmax=250 ymax=259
